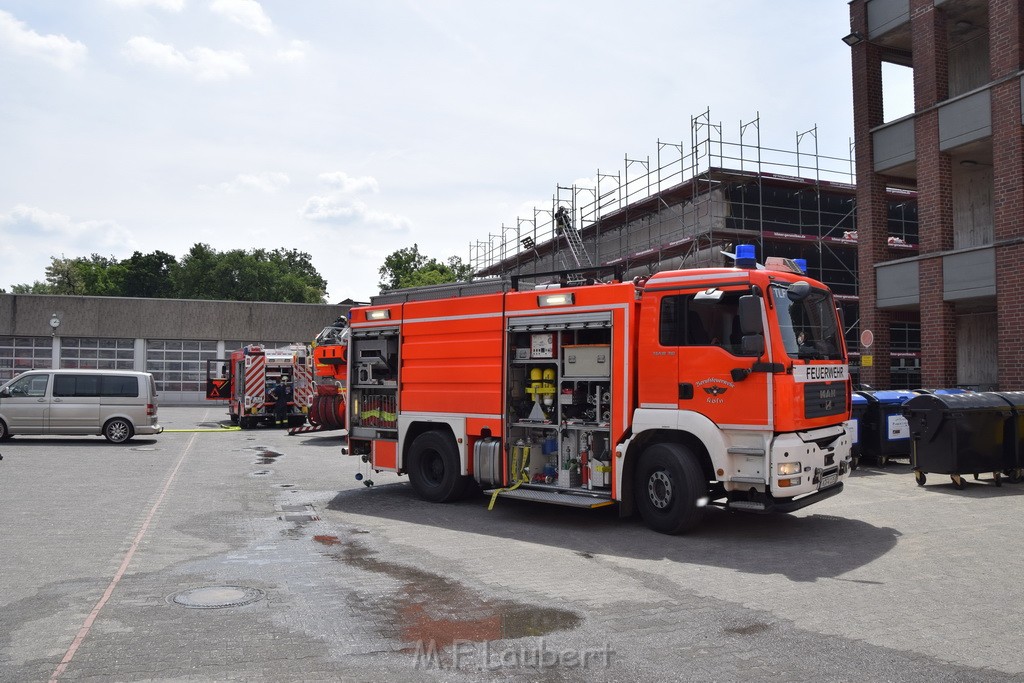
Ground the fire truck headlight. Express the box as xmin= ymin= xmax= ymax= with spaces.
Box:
xmin=778 ymin=461 xmax=802 ymax=476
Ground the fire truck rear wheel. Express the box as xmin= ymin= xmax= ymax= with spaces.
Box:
xmin=407 ymin=430 xmax=470 ymax=503
xmin=635 ymin=442 xmax=706 ymax=535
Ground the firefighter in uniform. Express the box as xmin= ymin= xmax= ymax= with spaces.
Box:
xmin=271 ymin=376 xmax=292 ymax=426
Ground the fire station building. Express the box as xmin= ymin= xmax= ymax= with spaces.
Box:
xmin=0 ymin=294 xmax=350 ymax=404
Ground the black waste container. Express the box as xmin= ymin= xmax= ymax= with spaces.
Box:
xmin=991 ymin=391 xmax=1024 ymax=481
xmin=849 ymin=392 xmax=869 ymax=469
xmin=860 ymin=390 xmax=917 ymax=466
xmin=902 ymin=392 xmax=1015 ymax=488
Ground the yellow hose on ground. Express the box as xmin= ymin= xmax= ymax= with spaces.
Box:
xmin=487 ymin=442 xmax=530 ymax=511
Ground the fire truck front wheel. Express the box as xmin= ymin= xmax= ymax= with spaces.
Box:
xmin=635 ymin=442 xmax=707 ymax=535
xmin=407 ymin=430 xmax=471 ymax=503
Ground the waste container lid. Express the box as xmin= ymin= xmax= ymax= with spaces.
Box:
xmin=851 ymin=393 xmax=869 ymax=406
xmin=992 ymin=391 xmax=1024 ymax=410
xmin=870 ymin=390 xmax=918 ymax=404
xmin=932 ymin=388 xmax=968 ymax=395
xmin=903 ymin=391 xmax=1013 ymax=413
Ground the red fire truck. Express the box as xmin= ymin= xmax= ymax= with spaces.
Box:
xmin=205 ymin=344 xmax=313 ymax=429
xmin=345 ymin=248 xmax=853 ymax=533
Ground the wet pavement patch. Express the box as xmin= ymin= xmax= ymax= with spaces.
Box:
xmin=250 ymin=470 xmax=273 ymax=477
xmin=168 ymin=586 xmax=264 ymax=609
xmin=254 ymin=449 xmax=284 ymax=465
xmin=318 ymin=531 xmax=581 ymax=648
xmin=724 ymin=622 xmax=772 ymax=636
xmin=313 ymin=535 xmax=342 ymax=545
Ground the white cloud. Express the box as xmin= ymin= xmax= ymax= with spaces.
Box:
xmin=107 ymin=0 xmax=185 ymax=11
xmin=299 ymin=196 xmax=410 ymax=232
xmin=210 ymin=0 xmax=273 ymax=35
xmin=0 ymin=206 xmax=135 ymax=285
xmin=122 ymin=36 xmax=249 ymax=81
xmin=0 ymin=10 xmax=87 ymax=70
xmin=276 ymin=39 xmax=307 ymax=63
xmin=317 ymin=172 xmax=379 ymax=194
xmin=210 ymin=172 xmax=290 ymax=193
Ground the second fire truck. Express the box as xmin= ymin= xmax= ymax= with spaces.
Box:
xmin=344 ymin=247 xmax=853 ymax=534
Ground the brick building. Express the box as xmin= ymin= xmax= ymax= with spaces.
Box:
xmin=848 ymin=0 xmax=1022 ymax=390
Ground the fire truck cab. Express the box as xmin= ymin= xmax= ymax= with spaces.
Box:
xmin=346 ymin=251 xmax=853 ymax=534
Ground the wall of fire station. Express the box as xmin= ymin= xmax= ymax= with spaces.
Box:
xmin=0 ymin=293 xmax=343 ymax=403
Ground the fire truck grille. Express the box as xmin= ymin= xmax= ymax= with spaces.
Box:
xmin=804 ymin=382 xmax=845 ymax=419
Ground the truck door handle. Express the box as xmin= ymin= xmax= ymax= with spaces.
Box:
xmin=678 ymin=383 xmax=693 ymax=400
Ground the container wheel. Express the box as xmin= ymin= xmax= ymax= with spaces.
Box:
xmin=1006 ymin=468 xmax=1024 ymax=484
xmin=878 ymin=455 xmax=889 ymax=467
xmin=914 ymin=469 xmax=926 ymax=487
xmin=993 ymin=472 xmax=1002 ymax=487
xmin=951 ymin=474 xmax=967 ymax=490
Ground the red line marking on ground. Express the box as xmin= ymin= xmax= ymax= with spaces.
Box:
xmin=49 ymin=433 xmax=197 ymax=682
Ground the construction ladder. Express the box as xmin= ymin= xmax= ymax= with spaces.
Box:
xmin=554 ymin=207 xmax=593 ymax=283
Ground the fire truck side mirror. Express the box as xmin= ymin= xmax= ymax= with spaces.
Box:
xmin=738 ymin=295 xmax=763 ymax=335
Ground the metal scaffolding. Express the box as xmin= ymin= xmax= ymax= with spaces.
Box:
xmin=470 ymin=110 xmax=864 ymax=287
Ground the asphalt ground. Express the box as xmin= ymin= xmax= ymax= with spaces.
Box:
xmin=1 ymin=406 xmax=1023 ymax=682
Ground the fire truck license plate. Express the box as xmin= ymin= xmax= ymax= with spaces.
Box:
xmin=819 ymin=472 xmax=838 ymax=489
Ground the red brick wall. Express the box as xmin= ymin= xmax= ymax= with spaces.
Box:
xmin=990 ymin=0 xmax=1024 ymax=389
xmin=850 ymin=0 xmax=892 ymax=387
xmin=911 ymin=1 xmax=959 ymax=388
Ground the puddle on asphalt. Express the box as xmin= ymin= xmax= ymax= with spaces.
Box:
xmin=254 ymin=448 xmax=284 ymax=465
xmin=313 ymin=531 xmax=581 ymax=648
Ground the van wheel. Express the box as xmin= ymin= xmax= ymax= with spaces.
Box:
xmin=0 ymin=419 xmax=9 ymax=441
xmin=635 ymin=442 xmax=707 ymax=535
xmin=103 ymin=418 xmax=134 ymax=444
xmin=407 ymin=430 xmax=470 ymax=503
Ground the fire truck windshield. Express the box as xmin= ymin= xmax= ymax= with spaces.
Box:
xmin=772 ymin=284 xmax=843 ymax=361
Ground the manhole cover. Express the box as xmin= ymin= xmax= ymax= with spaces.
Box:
xmin=168 ymin=586 xmax=264 ymax=609
xmin=278 ymin=504 xmax=313 ymax=512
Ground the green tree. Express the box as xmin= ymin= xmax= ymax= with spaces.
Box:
xmin=175 ymin=244 xmax=326 ymax=303
xmin=119 ymin=250 xmax=179 ymax=298
xmin=10 ymin=245 xmax=327 ymax=303
xmin=378 ymin=244 xmax=473 ymax=291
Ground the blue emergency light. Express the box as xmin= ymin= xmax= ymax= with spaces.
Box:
xmin=735 ymin=243 xmax=757 ymax=269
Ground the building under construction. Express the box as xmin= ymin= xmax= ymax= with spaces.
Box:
xmin=469 ymin=111 xmax=923 ymax=389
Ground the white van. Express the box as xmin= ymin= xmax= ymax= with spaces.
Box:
xmin=0 ymin=369 xmax=163 ymax=443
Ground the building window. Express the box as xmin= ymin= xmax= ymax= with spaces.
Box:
xmin=0 ymin=336 xmax=53 ymax=382
xmin=60 ymin=337 xmax=135 ymax=370
xmin=146 ymin=340 xmax=218 ymax=393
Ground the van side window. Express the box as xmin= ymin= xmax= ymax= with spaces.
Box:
xmin=101 ymin=376 xmax=139 ymax=397
xmin=10 ymin=374 xmax=49 ymax=397
xmin=54 ymin=374 xmax=102 ymax=397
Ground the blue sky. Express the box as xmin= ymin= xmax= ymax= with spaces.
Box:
xmin=0 ymin=1 xmax=910 ymax=302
